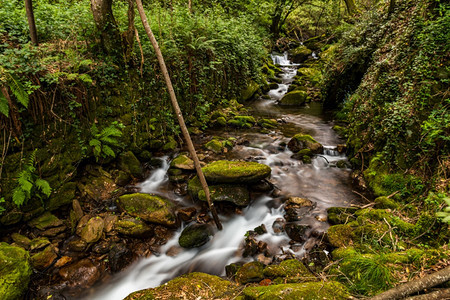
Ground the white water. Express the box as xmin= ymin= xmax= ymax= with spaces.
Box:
xmin=85 ymin=53 xmax=356 ymax=300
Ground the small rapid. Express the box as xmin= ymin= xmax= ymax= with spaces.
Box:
xmin=85 ymin=53 xmax=357 ymax=300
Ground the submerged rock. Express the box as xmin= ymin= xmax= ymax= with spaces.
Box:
xmin=118 ymin=193 xmax=176 ymax=227
xmin=279 ymin=90 xmax=308 ymax=106
xmin=288 ymin=134 xmax=323 ymax=154
xmin=178 ymin=224 xmax=213 ymax=249
xmin=0 ymin=243 xmax=32 ymax=300
xmin=202 ymin=160 xmax=271 ymax=184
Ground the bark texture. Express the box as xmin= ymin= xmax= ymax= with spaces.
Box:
xmin=135 ymin=0 xmax=222 ymax=230
xmin=25 ymin=0 xmax=38 ymax=45
xmin=90 ymin=0 xmax=123 ymax=55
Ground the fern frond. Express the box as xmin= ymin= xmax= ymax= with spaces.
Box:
xmin=0 ymin=92 xmax=9 ymax=117
xmin=35 ymin=178 xmax=52 ymax=197
xmin=89 ymin=139 xmax=101 ymax=147
xmin=12 ymin=189 xmax=26 ymax=207
xmin=8 ymin=74 xmax=29 ymax=108
xmin=102 ymin=145 xmax=116 ymax=158
xmin=99 ymin=136 xmax=118 ymax=145
xmin=100 ymin=127 xmax=123 ymax=138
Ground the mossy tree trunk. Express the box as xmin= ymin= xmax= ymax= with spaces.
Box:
xmin=25 ymin=0 xmax=38 ymax=45
xmin=134 ymin=0 xmax=223 ymax=230
xmin=343 ymin=0 xmax=357 ymax=16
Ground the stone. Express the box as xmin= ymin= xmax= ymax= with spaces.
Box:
xmin=177 ymin=207 xmax=197 ymax=222
xmin=288 ymin=134 xmax=323 ymax=154
xmin=67 ymin=238 xmax=87 ymax=252
xmin=327 ymin=224 xmax=354 ymax=248
xmin=272 ymin=218 xmax=286 ymax=235
xmin=279 ymin=90 xmax=308 ymax=106
xmin=72 ymin=200 xmax=84 ymax=221
xmin=198 ymin=184 xmax=250 ymax=206
xmin=118 ymin=193 xmax=176 ymax=227
xmin=249 ymin=180 xmax=274 ymax=192
xmin=30 ymin=237 xmax=51 ymax=251
xmin=179 ymin=224 xmax=213 ymax=249
xmin=170 ymin=154 xmax=194 ymax=170
xmin=0 ymin=243 xmax=32 ymax=300
xmin=290 ymin=45 xmax=313 ymax=63
xmin=202 ymin=160 xmax=271 ymax=184
xmin=225 ymin=262 xmax=244 ymax=279
xmin=59 ymin=259 xmax=100 ymax=288
xmin=80 ymin=216 xmax=104 ymax=243
xmin=54 ymin=256 xmax=73 ymax=268
xmin=119 ymin=151 xmax=143 ymax=179
xmin=109 ymin=243 xmax=133 ymax=272
xmin=258 ymin=118 xmax=278 ymax=129
xmin=241 ymin=80 xmax=259 ymax=101
xmin=204 ymin=139 xmax=224 ymax=154
xmin=41 ymin=225 xmax=67 ymax=237
xmin=31 ymin=245 xmax=58 ymax=270
xmin=115 ymin=217 xmax=153 ymax=238
xmin=78 ymin=175 xmax=116 ymax=202
xmin=263 ymin=259 xmax=312 ymax=278
xmin=285 ymin=223 xmax=311 ymax=242
xmin=103 ymin=214 xmax=118 ymax=233
xmin=115 ymin=170 xmax=131 ymax=186
xmin=28 ymin=212 xmax=63 ymax=230
xmin=0 ymin=210 xmax=22 ymax=226
xmin=46 ymin=182 xmax=77 ymax=211
xmin=235 ymin=261 xmax=265 ymax=284
xmin=284 ymin=197 xmax=316 ymax=222
xmin=10 ymin=233 xmax=31 ymax=249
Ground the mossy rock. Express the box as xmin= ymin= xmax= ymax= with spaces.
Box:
xmin=235 ymin=261 xmax=265 ymax=284
xmin=162 ymin=137 xmax=178 ymax=151
xmin=327 ymin=207 xmax=358 ymax=225
xmin=0 ymin=243 xmax=32 ymax=300
xmin=30 ymin=245 xmax=57 ymax=270
xmin=170 ymin=154 xmax=194 ymax=170
xmin=290 ymin=45 xmax=312 ymax=63
xmin=125 ymin=272 xmax=232 ymax=300
xmin=210 ymin=111 xmax=226 ymax=120
xmin=198 ymin=184 xmax=250 ymax=206
xmin=202 ymin=160 xmax=271 ymax=184
xmin=28 ymin=212 xmax=63 ymax=230
xmin=296 ymin=67 xmax=322 ymax=85
xmin=30 ymin=237 xmax=51 ymax=251
xmin=288 ymin=134 xmax=323 ymax=154
xmin=210 ymin=116 xmax=227 ymax=128
xmin=279 ymin=90 xmax=308 ymax=106
xmin=46 ymin=182 xmax=77 ymax=211
xmin=115 ymin=217 xmax=153 ymax=238
xmin=327 ymin=224 xmax=354 ymax=248
xmin=0 ymin=210 xmax=23 ymax=226
xmin=119 ymin=151 xmax=143 ymax=179
xmin=117 ymin=193 xmax=176 ymax=227
xmin=10 ymin=234 xmax=31 ymax=250
xmin=204 ymin=139 xmax=224 ymax=154
xmin=80 ymin=216 xmax=104 ymax=243
xmin=243 ymin=281 xmax=349 ymax=300
xmin=241 ymin=80 xmax=260 ymax=101
xmin=258 ymin=118 xmax=278 ymax=129
xmin=178 ymin=224 xmax=213 ymax=248
xmin=263 ymin=259 xmax=312 ymax=279
xmin=374 ymin=196 xmax=399 ymax=209
xmin=332 ymin=246 xmax=358 ymax=260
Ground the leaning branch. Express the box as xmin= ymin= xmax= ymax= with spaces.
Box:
xmin=134 ymin=0 xmax=222 ymax=230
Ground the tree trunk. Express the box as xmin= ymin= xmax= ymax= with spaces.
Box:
xmin=134 ymin=0 xmax=223 ymax=230
xmin=388 ymin=0 xmax=396 ymax=15
xmin=90 ymin=0 xmax=123 ymax=56
xmin=370 ymin=266 xmax=450 ymax=300
xmin=188 ymin=0 xmax=192 ymax=14
xmin=24 ymin=0 xmax=38 ymax=45
xmin=343 ymin=0 xmax=357 ymax=15
xmin=124 ymin=0 xmax=136 ymax=62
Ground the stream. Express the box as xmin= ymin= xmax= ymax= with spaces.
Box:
xmin=85 ymin=53 xmax=358 ymax=300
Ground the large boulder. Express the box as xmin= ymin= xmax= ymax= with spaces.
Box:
xmin=178 ymin=224 xmax=213 ymax=248
xmin=202 ymin=160 xmax=271 ymax=184
xmin=188 ymin=177 xmax=250 ymax=206
xmin=288 ymin=134 xmax=323 ymax=154
xmin=241 ymin=80 xmax=259 ymax=101
xmin=119 ymin=151 xmax=143 ymax=179
xmin=117 ymin=193 xmax=176 ymax=227
xmin=290 ymin=45 xmax=312 ymax=63
xmin=235 ymin=261 xmax=265 ymax=284
xmin=279 ymin=90 xmax=308 ymax=106
xmin=0 ymin=243 xmax=32 ymax=300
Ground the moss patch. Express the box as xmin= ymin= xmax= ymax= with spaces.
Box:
xmin=0 ymin=243 xmax=32 ymax=300
xmin=279 ymin=90 xmax=308 ymax=106
xmin=202 ymin=160 xmax=271 ymax=184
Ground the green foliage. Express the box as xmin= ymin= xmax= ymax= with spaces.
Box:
xmin=12 ymin=150 xmax=52 ymax=208
xmin=0 ymin=197 xmax=5 ymax=215
xmin=89 ymin=121 xmax=125 ymax=161
xmin=436 ymin=197 xmax=450 ymax=224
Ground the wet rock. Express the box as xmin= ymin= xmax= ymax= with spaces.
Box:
xmin=170 ymin=154 xmax=194 ymax=170
xmin=288 ymin=134 xmax=323 ymax=154
xmin=179 ymin=224 xmax=213 ymax=248
xmin=118 ymin=193 xmax=176 ymax=227
xmin=177 ymin=207 xmax=197 ymax=222
xmin=92 ymin=240 xmax=112 ymax=255
xmin=285 ymin=223 xmax=311 ymax=242
xmin=80 ymin=216 xmax=104 ymax=243
xmin=202 ymin=160 xmax=271 ymax=184
xmin=119 ymin=151 xmax=143 ymax=179
xmin=0 ymin=243 xmax=32 ymax=300
xmin=337 ymin=144 xmax=347 ymax=153
xmin=115 ymin=217 xmax=153 ymax=238
xmin=284 ymin=197 xmax=316 ymax=222
xmin=59 ymin=259 xmax=100 ymax=287
xmin=31 ymin=245 xmax=58 ymax=270
xmin=290 ymin=45 xmax=313 ymax=63
xmin=263 ymin=259 xmax=312 ymax=278
xmin=28 ymin=212 xmax=63 ymax=230
xmin=243 ymin=236 xmax=268 ymax=257
xmin=250 ymin=180 xmax=274 ymax=192
xmin=235 ymin=261 xmax=265 ymax=284
xmin=72 ymin=200 xmax=84 ymax=221
xmin=291 ymin=148 xmax=313 ymax=161
xmin=109 ymin=243 xmax=132 ymax=272
xmin=11 ymin=233 xmax=31 ymax=249
xmin=272 ymin=218 xmax=286 ymax=235
xmin=76 ymin=215 xmax=91 ymax=236
xmin=103 ymin=214 xmax=118 ymax=233
xmin=198 ymin=184 xmax=250 ymax=206
xmin=174 ymin=183 xmax=188 ymax=196
xmin=41 ymin=225 xmax=67 ymax=237
xmin=279 ymin=90 xmax=307 ymax=106
xmin=54 ymin=256 xmax=72 ymax=268
xmin=254 ymin=224 xmax=267 ymax=235
xmin=67 ymin=238 xmax=87 ymax=252
xmin=30 ymin=237 xmax=51 ymax=251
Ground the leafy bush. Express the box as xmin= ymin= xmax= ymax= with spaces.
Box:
xmin=89 ymin=121 xmax=125 ymax=161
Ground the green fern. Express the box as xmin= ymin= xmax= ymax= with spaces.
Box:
xmin=0 ymin=197 xmax=6 ymax=215
xmin=436 ymin=197 xmax=450 ymax=224
xmin=89 ymin=121 xmax=124 ymax=161
xmin=8 ymin=74 xmax=29 ymax=108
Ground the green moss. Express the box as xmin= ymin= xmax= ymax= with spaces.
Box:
xmin=235 ymin=261 xmax=265 ymax=284
xmin=118 ymin=151 xmax=143 ymax=178
xmin=117 ymin=193 xmax=176 ymax=227
xmin=0 ymin=243 xmax=32 ymax=300
xmin=30 ymin=245 xmax=57 ymax=270
xmin=198 ymin=184 xmax=250 ymax=206
xmin=332 ymin=246 xmax=358 ymax=260
xmin=27 ymin=212 xmax=63 ymax=230
xmin=327 ymin=224 xmax=353 ymax=248
xmin=115 ymin=217 xmax=153 ymax=238
xmin=263 ymin=259 xmax=312 ymax=279
xmin=204 ymin=139 xmax=224 ymax=154
xmin=46 ymin=182 xmax=77 ymax=211
xmin=279 ymin=90 xmax=308 ymax=106
xmin=241 ymin=80 xmax=260 ymax=101
xmin=258 ymin=118 xmax=278 ymax=129
xmin=202 ymin=160 xmax=271 ymax=184
xmin=296 ymin=67 xmax=322 ymax=85
xmin=170 ymin=154 xmax=194 ymax=170
xmin=290 ymin=45 xmax=312 ymax=63
xmin=162 ymin=137 xmax=178 ymax=151
xmin=374 ymin=196 xmax=399 ymax=209
xmin=242 ymin=281 xmax=349 ymax=300
xmin=179 ymin=224 xmax=212 ymax=248
xmin=288 ymin=134 xmax=323 ymax=153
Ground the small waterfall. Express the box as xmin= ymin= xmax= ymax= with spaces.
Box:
xmin=139 ymin=157 xmax=170 ymax=194
xmin=271 ymin=52 xmax=291 ymax=66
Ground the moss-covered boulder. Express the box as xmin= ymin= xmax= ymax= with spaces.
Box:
xmin=117 ymin=193 xmax=176 ymax=227
xmin=288 ymin=134 xmax=323 ymax=154
xmin=198 ymin=184 xmax=250 ymax=206
xmin=125 ymin=272 xmax=232 ymax=300
xmin=115 ymin=217 xmax=153 ymax=238
xmin=204 ymin=139 xmax=225 ymax=154
xmin=243 ymin=281 xmax=349 ymax=299
xmin=46 ymin=182 xmax=77 ymax=211
xmin=179 ymin=224 xmax=213 ymax=248
xmin=170 ymin=154 xmax=194 ymax=170
xmin=119 ymin=151 xmax=143 ymax=179
xmin=258 ymin=118 xmax=278 ymax=129
xmin=228 ymin=116 xmax=256 ymax=129
xmin=279 ymin=90 xmax=308 ymax=106
xmin=241 ymin=80 xmax=259 ymax=101
xmin=0 ymin=243 xmax=32 ymax=300
xmin=11 ymin=233 xmax=31 ymax=250
xmin=28 ymin=212 xmax=63 ymax=230
xmin=235 ymin=261 xmax=265 ymax=284
xmin=327 ymin=224 xmax=354 ymax=248
xmin=202 ymin=160 xmax=271 ymax=184
xmin=290 ymin=45 xmax=312 ymax=63
xmin=296 ymin=67 xmax=322 ymax=85
xmin=263 ymin=259 xmax=312 ymax=279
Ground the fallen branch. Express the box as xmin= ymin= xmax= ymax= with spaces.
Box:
xmin=369 ymin=266 xmax=450 ymax=300
xmin=404 ymin=288 xmax=450 ymax=300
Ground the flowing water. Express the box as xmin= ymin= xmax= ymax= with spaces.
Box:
xmin=86 ymin=53 xmax=358 ymax=300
